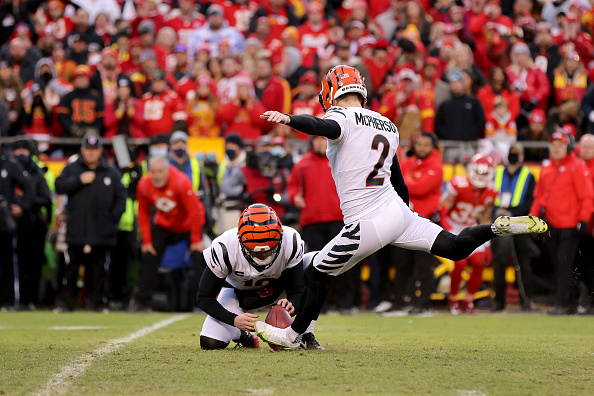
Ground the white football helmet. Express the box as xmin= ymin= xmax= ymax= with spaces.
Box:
xmin=467 ymin=154 xmax=494 ymax=189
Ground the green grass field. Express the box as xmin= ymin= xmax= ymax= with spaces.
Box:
xmin=1 ymin=311 xmax=592 ymax=395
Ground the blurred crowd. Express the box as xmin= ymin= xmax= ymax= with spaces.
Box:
xmin=1 ymin=0 xmax=594 ymax=315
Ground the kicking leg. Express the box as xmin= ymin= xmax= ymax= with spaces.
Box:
xmin=431 ymin=227 xmax=496 ymax=261
xmin=432 ymin=214 xmax=547 ymax=261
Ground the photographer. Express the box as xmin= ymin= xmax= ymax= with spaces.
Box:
xmin=242 ymin=135 xmax=292 ymax=219
xmin=0 ymin=138 xmax=34 ymax=311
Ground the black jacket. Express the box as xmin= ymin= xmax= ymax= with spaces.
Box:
xmin=0 ymin=153 xmax=33 ymax=209
xmin=20 ymin=159 xmax=52 ymax=224
xmin=55 ymin=156 xmax=126 ymax=246
xmin=435 ymin=94 xmax=486 ymax=141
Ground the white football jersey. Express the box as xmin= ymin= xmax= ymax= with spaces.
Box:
xmin=323 ymin=106 xmax=400 ymax=224
xmin=203 ymin=225 xmax=304 ymax=290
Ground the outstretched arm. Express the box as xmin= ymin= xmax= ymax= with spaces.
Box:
xmin=260 ymin=111 xmax=341 ymax=139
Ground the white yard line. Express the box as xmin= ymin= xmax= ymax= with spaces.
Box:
xmin=34 ymin=314 xmax=189 ymax=396
xmin=48 ymin=326 xmax=109 ymax=331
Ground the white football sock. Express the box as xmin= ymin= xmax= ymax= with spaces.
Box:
xmin=305 ymin=320 xmax=316 ymax=334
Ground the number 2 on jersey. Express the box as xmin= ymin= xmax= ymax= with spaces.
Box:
xmin=366 ymin=134 xmax=390 ymax=187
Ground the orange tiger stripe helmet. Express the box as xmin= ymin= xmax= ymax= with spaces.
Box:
xmin=238 ymin=204 xmax=283 ymax=269
xmin=318 ymin=65 xmax=367 ymax=111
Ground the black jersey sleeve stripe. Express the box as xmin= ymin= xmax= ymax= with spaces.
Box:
xmin=287 ymin=232 xmax=299 ymax=263
xmin=218 ymin=242 xmax=233 ymax=274
xmin=211 ymin=248 xmax=224 ymax=272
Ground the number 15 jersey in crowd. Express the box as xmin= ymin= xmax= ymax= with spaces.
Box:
xmin=322 ymin=106 xmax=400 ymax=224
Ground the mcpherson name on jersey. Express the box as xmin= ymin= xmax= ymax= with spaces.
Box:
xmin=354 ymin=111 xmax=398 ymax=133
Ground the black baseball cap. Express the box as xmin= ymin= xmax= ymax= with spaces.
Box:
xmin=82 ymin=134 xmax=102 ymax=149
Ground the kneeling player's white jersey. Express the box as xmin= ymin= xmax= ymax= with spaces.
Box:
xmin=203 ymin=226 xmax=304 ymax=290
xmin=322 ymin=106 xmax=400 ymax=224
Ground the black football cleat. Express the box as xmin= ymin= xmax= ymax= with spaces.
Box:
xmin=234 ymin=330 xmax=260 ymax=349
xmin=299 ymin=333 xmax=325 ymax=350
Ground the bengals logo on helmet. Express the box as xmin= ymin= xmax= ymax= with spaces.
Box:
xmin=318 ymin=65 xmax=367 ymax=111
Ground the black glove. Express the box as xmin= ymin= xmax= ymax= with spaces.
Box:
xmin=576 ymin=220 xmax=588 ymax=235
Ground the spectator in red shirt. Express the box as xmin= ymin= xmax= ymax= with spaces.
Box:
xmin=130 ymin=0 xmax=167 ymax=38
xmin=247 ymin=0 xmax=300 ymax=41
xmin=290 ymin=71 xmax=324 ymax=139
xmin=363 ymin=40 xmax=394 ymax=93
xmin=217 ymin=55 xmax=255 ymax=105
xmin=530 ymin=132 xmax=594 ymax=315
xmin=215 ymin=0 xmax=260 ymax=34
xmin=45 ymin=0 xmax=74 ymax=41
xmin=120 ymin=38 xmax=144 ymax=76
xmin=507 ymin=42 xmax=551 ymax=112
xmin=298 ymin=2 xmax=330 ymax=69
xmin=553 ymin=51 xmax=588 ymax=107
xmin=254 ymin=56 xmax=291 ymax=117
xmin=216 ymin=82 xmax=268 ymax=140
xmin=469 ymin=0 xmax=514 ymax=75
xmin=21 ymin=58 xmax=72 ymax=138
xmin=418 ymin=58 xmax=440 ymax=131
xmin=141 ymin=69 xmax=187 ymax=137
xmin=166 ymin=0 xmax=205 ymax=46
xmin=382 ymin=132 xmax=443 ymax=317
xmin=553 ymin=13 xmax=594 ymax=66
xmin=252 ymin=16 xmax=284 ymax=66
xmin=104 ymin=78 xmax=145 ymax=138
xmin=135 ymin=156 xmax=205 ymax=312
xmin=477 ymin=65 xmax=521 ymax=121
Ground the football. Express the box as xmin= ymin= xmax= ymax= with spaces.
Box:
xmin=264 ymin=305 xmax=294 ymax=351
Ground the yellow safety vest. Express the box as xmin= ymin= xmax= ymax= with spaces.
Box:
xmin=189 ymin=158 xmax=200 ymax=193
xmin=217 ymin=160 xmax=227 ymax=186
xmin=494 ymin=166 xmax=531 ymax=208
xmin=119 ymin=172 xmax=135 ymax=232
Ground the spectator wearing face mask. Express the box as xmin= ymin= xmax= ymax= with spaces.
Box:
xmin=168 ymin=131 xmax=210 ymax=226
xmin=490 ymin=143 xmax=537 ymax=312
xmin=216 ymin=133 xmax=247 ymax=234
xmin=21 ymin=58 xmax=72 ymax=138
xmin=141 ymin=134 xmax=170 ymax=176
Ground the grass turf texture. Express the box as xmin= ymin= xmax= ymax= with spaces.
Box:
xmin=1 ymin=312 xmax=592 ymax=395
